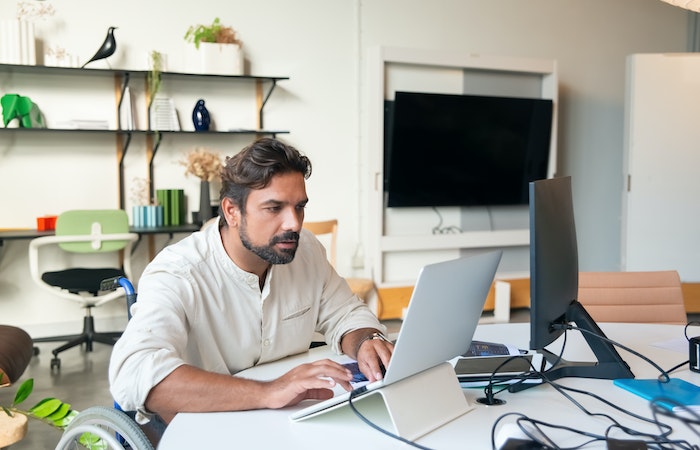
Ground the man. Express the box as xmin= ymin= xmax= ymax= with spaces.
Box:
xmin=109 ymin=138 xmax=393 ymax=427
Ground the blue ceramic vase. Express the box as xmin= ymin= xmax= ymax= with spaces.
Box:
xmin=192 ymin=99 xmax=210 ymax=131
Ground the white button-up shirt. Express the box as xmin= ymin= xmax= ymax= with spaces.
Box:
xmin=109 ymin=219 xmax=382 ymax=414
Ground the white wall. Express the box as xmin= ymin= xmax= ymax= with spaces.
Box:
xmin=0 ymin=0 xmax=690 ymax=331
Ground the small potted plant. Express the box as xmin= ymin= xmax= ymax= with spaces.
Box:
xmin=183 ymin=18 xmax=244 ymax=75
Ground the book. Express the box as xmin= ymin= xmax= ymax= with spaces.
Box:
xmin=614 ymin=378 xmax=700 ymax=414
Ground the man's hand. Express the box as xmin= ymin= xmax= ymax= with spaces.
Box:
xmin=341 ymin=328 xmax=394 ymax=383
xmin=264 ymin=359 xmax=354 ymax=409
xmin=146 ymin=359 xmax=354 ymax=422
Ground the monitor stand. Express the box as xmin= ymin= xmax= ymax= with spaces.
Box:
xmin=510 ymin=300 xmax=634 ymax=393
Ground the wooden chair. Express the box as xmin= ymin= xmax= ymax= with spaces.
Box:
xmin=577 ymin=270 xmax=687 ymax=324
xmin=303 ymin=220 xmax=375 ymax=302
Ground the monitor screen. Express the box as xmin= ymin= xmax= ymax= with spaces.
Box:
xmin=529 ymin=176 xmax=579 ymax=350
xmin=522 ymin=176 xmax=633 ymax=387
xmin=384 ymin=91 xmax=553 ymax=208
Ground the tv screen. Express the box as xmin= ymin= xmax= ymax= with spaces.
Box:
xmin=384 ymin=91 xmax=553 ymax=208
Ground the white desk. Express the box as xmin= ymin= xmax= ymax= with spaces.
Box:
xmin=158 ymin=323 xmax=700 ymax=449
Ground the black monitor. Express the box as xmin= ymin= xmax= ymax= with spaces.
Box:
xmin=522 ymin=176 xmax=633 ymax=387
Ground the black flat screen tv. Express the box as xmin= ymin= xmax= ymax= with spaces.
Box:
xmin=384 ymin=91 xmax=554 ymax=208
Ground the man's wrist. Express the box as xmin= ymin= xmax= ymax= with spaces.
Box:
xmin=354 ymin=331 xmax=389 ymax=357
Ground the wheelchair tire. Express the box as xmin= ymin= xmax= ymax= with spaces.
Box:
xmin=55 ymin=405 xmax=154 ymax=450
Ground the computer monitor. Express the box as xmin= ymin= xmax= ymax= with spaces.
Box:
xmin=523 ymin=176 xmax=633 ymax=387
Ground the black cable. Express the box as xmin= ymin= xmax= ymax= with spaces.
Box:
xmin=430 ymin=207 xmax=462 ymax=235
xmin=347 ymin=388 xmax=433 ymax=450
xmin=553 ymin=323 xmax=674 ymax=382
xmin=684 ymin=321 xmax=700 ymax=341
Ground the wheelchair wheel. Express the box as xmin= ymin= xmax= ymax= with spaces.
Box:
xmin=55 ymin=405 xmax=154 ymax=450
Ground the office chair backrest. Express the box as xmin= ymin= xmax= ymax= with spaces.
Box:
xmin=56 ymin=210 xmax=132 ymax=253
xmin=578 ymin=270 xmax=687 ymax=324
xmin=303 ymin=220 xmax=338 ymax=268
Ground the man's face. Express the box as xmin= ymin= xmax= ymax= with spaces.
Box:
xmin=238 ymin=172 xmax=308 ymax=265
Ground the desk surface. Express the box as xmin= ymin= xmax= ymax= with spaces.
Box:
xmin=159 ymin=323 xmax=700 ymax=449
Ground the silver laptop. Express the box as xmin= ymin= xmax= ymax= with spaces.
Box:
xmin=291 ymin=250 xmax=503 ymax=421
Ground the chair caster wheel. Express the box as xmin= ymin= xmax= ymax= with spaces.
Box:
xmin=33 ymin=346 xmax=40 ymax=356
xmin=51 ymin=358 xmax=61 ymax=371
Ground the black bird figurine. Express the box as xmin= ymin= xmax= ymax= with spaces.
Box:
xmin=82 ymin=26 xmax=118 ymax=68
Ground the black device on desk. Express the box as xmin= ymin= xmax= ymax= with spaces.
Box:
xmin=522 ymin=177 xmax=633 ymax=390
xmin=690 ymin=335 xmax=700 ymax=373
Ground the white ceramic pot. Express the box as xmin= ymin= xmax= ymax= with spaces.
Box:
xmin=184 ymin=42 xmax=244 ymax=75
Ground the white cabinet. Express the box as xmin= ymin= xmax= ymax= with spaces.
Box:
xmin=622 ymin=53 xmax=700 ymax=281
xmin=366 ymin=47 xmax=558 ymax=286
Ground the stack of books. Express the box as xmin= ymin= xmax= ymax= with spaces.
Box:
xmin=156 ymin=189 xmax=186 ymax=226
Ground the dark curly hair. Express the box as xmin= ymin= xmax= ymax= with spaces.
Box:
xmin=218 ymin=138 xmax=312 ymax=222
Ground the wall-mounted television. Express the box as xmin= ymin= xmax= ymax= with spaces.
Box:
xmin=384 ymin=91 xmax=554 ymax=208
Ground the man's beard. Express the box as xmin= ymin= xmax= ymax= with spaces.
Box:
xmin=239 ymin=220 xmax=299 ymax=265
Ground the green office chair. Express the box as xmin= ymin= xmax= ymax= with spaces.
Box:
xmin=28 ymin=209 xmax=139 ymax=371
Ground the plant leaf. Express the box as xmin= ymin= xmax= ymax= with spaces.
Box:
xmin=53 ymin=409 xmax=78 ymax=429
xmin=29 ymin=398 xmax=63 ymax=418
xmin=46 ymin=402 xmax=71 ymax=421
xmin=12 ymin=378 xmax=33 ymax=406
xmin=2 ymin=406 xmax=14 ymax=417
xmin=80 ymin=431 xmax=108 ymax=450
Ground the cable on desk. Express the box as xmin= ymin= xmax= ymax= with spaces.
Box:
xmin=553 ymin=324 xmax=672 ymax=383
xmin=346 ymin=387 xmax=434 ymax=450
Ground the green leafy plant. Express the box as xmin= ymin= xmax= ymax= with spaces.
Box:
xmin=2 ymin=378 xmax=101 ymax=448
xmin=148 ymin=51 xmax=163 ymax=96
xmin=184 ymin=17 xmax=242 ymax=49
xmin=147 ymin=50 xmax=163 ymax=108
xmin=2 ymin=378 xmax=77 ymax=429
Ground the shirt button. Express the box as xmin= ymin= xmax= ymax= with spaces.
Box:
xmin=263 ymin=339 xmax=270 ymax=347
xmin=246 ymin=275 xmax=256 ymax=284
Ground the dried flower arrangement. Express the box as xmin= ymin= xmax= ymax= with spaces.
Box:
xmin=16 ymin=1 xmax=56 ymax=21
xmin=180 ymin=147 xmax=223 ymax=182
xmin=184 ymin=17 xmax=242 ymax=49
xmin=130 ymin=177 xmax=150 ymax=205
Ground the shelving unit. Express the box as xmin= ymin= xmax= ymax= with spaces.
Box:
xmin=366 ymin=47 xmax=558 ymax=290
xmin=0 ymin=63 xmax=289 ymax=208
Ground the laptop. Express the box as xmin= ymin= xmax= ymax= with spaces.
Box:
xmin=291 ymin=250 xmax=503 ymax=422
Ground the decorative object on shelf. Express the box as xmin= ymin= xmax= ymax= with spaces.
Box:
xmin=43 ymin=46 xmax=79 ymax=68
xmin=180 ymin=147 xmax=223 ymax=224
xmin=156 ymin=189 xmax=186 ymax=226
xmin=0 ymin=19 xmax=35 ymax=65
xmin=81 ymin=26 xmax=117 ymax=68
xmin=130 ymin=177 xmax=163 ymax=228
xmin=150 ymin=97 xmax=180 ymax=131
xmin=1 ymin=94 xmax=45 ymax=128
xmin=183 ymin=18 xmax=244 ymax=75
xmin=147 ymin=50 xmax=164 ymax=107
xmin=192 ymin=99 xmax=210 ymax=131
xmin=36 ymin=215 xmax=57 ymax=231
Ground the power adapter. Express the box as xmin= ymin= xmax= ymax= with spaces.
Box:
xmin=690 ymin=336 xmax=700 ymax=373
xmin=606 ymin=438 xmax=648 ymax=450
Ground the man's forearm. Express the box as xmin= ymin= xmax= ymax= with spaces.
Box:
xmin=145 ymin=365 xmax=268 ymax=423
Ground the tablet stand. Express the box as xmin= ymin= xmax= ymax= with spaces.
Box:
xmin=354 ymin=362 xmax=474 ymax=441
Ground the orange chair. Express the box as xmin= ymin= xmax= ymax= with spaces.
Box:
xmin=577 ymin=271 xmax=687 ymax=324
